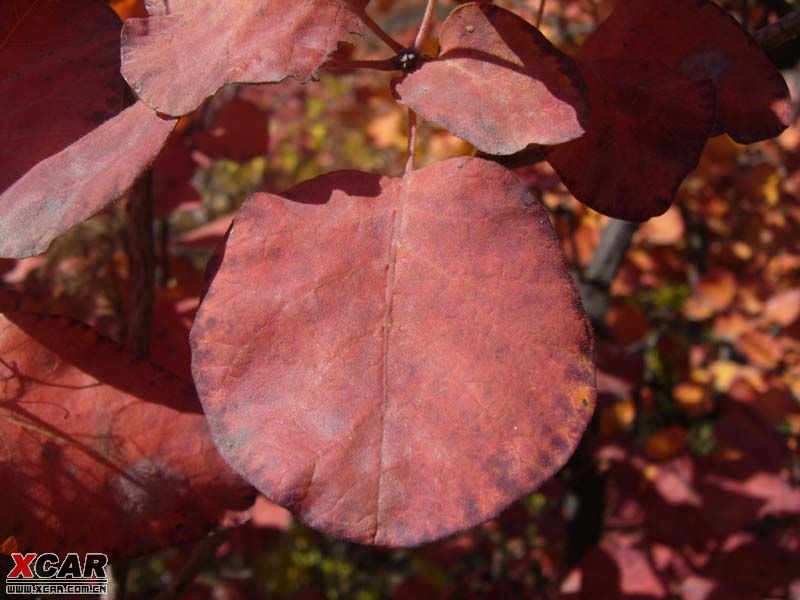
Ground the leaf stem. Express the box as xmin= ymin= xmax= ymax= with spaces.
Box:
xmin=405 ymin=110 xmax=418 ymax=175
xmin=536 ymin=0 xmax=547 ymax=28
xmin=358 ymin=9 xmax=405 ymax=53
xmin=414 ymin=0 xmax=437 ymax=52
xmin=322 ymin=58 xmax=400 ymax=72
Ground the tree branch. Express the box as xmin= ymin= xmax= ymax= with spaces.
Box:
xmin=578 ymin=219 xmax=638 ymax=328
xmin=153 ymin=531 xmax=228 ymax=600
xmin=536 ymin=0 xmax=547 ymax=28
xmin=754 ymin=8 xmax=800 ymax=52
xmin=322 ymin=58 xmax=400 ymax=72
xmin=125 ymin=170 xmax=155 ymax=358
xmin=358 ymin=9 xmax=405 ymax=53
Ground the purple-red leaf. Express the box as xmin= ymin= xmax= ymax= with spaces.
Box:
xmin=0 ymin=0 xmax=125 ymax=192
xmin=121 ymin=0 xmax=368 ymax=116
xmin=580 ymin=0 xmax=791 ymax=143
xmin=0 ymin=313 xmax=254 ymax=558
xmin=190 ymin=157 xmax=595 ymax=546
xmin=543 ymin=60 xmax=716 ymax=221
xmin=0 ymin=102 xmax=175 ymax=258
xmin=394 ymin=3 xmax=589 ymax=154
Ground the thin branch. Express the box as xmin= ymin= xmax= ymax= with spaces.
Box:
xmin=578 ymin=219 xmax=639 ymax=328
xmin=125 ymin=170 xmax=155 ymax=358
xmin=755 ymin=8 xmax=800 ymax=52
xmin=405 ymin=110 xmax=418 ymax=175
xmin=536 ymin=0 xmax=547 ymax=28
xmin=742 ymin=0 xmax=750 ymax=33
xmin=153 ymin=531 xmax=228 ymax=600
xmin=358 ymin=9 xmax=405 ymax=53
xmin=414 ymin=0 xmax=437 ymax=52
xmin=322 ymin=58 xmax=400 ymax=72
xmin=101 ymin=562 xmax=129 ymax=600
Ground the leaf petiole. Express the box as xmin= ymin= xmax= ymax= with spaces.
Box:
xmin=357 ymin=9 xmax=405 ymax=53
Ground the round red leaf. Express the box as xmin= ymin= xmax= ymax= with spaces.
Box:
xmin=544 ymin=60 xmax=716 ymax=221
xmin=394 ymin=3 xmax=589 ymax=154
xmin=580 ymin=0 xmax=791 ymax=143
xmin=191 ymin=157 xmax=595 ymax=546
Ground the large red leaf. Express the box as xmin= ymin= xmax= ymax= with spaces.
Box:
xmin=121 ymin=0 xmax=368 ymax=116
xmin=581 ymin=0 xmax=791 ymax=144
xmin=190 ymin=157 xmax=595 ymax=546
xmin=0 ymin=312 xmax=254 ymax=557
xmin=0 ymin=102 xmax=175 ymax=258
xmin=0 ymin=0 xmax=125 ymax=193
xmin=543 ymin=60 xmax=716 ymax=221
xmin=393 ymin=3 xmax=589 ymax=154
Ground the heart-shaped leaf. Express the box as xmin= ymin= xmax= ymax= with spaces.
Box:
xmin=190 ymin=157 xmax=595 ymax=546
xmin=580 ymin=0 xmax=791 ymax=143
xmin=0 ymin=102 xmax=175 ymax=258
xmin=121 ymin=0 xmax=368 ymax=116
xmin=543 ymin=60 xmax=716 ymax=221
xmin=0 ymin=313 xmax=255 ymax=558
xmin=393 ymin=3 xmax=588 ymax=154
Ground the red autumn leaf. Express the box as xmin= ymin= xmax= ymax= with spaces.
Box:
xmin=764 ymin=288 xmax=800 ymax=327
xmin=636 ymin=205 xmax=685 ymax=246
xmin=174 ymin=215 xmax=234 ymax=248
xmin=543 ymin=59 xmax=715 ymax=221
xmin=561 ymin=537 xmax=667 ymax=599
xmin=0 ymin=102 xmax=175 ymax=258
xmin=190 ymin=157 xmax=595 ymax=546
xmin=393 ymin=3 xmax=588 ymax=154
xmin=0 ymin=312 xmax=254 ymax=557
xmin=581 ymin=0 xmax=791 ymax=144
xmin=121 ymin=0 xmax=368 ymax=117
xmin=193 ymin=99 xmax=270 ymax=162
xmin=0 ymin=0 xmax=125 ymax=192
xmin=684 ymin=269 xmax=738 ymax=321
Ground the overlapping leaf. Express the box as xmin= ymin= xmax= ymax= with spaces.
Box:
xmin=0 ymin=313 xmax=254 ymax=557
xmin=0 ymin=102 xmax=175 ymax=258
xmin=0 ymin=1 xmax=177 ymax=258
xmin=121 ymin=0 xmax=368 ymax=116
xmin=394 ymin=3 xmax=589 ymax=154
xmin=543 ymin=60 xmax=715 ymax=221
xmin=190 ymin=157 xmax=595 ymax=546
xmin=581 ymin=0 xmax=791 ymax=144
xmin=0 ymin=0 xmax=125 ymax=192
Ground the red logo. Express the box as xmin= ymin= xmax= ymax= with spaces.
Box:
xmin=7 ymin=553 xmax=36 ymax=579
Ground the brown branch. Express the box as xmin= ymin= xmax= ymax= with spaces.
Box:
xmin=358 ymin=9 xmax=405 ymax=53
xmin=125 ymin=170 xmax=155 ymax=358
xmin=153 ymin=531 xmax=228 ymax=600
xmin=101 ymin=562 xmax=130 ymax=600
xmin=536 ymin=0 xmax=547 ymax=28
xmin=322 ymin=58 xmax=400 ymax=72
xmin=754 ymin=8 xmax=800 ymax=52
xmin=578 ymin=219 xmax=639 ymax=328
